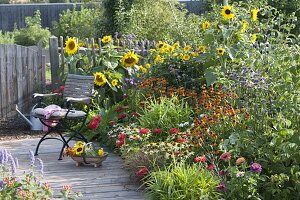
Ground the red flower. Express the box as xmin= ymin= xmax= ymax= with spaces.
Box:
xmin=139 ymin=128 xmax=150 ymax=135
xmin=108 ymin=120 xmax=116 ymax=125
xmin=132 ymin=112 xmax=141 ymax=117
xmin=53 ymin=89 xmax=60 ymax=93
xmin=115 ymin=106 xmax=123 ymax=113
xmin=116 ymin=139 xmax=125 ymax=147
xmin=207 ymin=163 xmax=215 ymax=171
xmin=194 ymin=155 xmax=206 ymax=163
xmin=118 ymin=132 xmax=126 ymax=140
xmin=88 ymin=115 xmax=102 ymax=130
xmin=153 ymin=128 xmax=162 ymax=134
xmin=136 ymin=167 xmax=149 ymax=178
xmin=220 ymin=152 xmax=231 ymax=161
xmin=176 ymin=137 xmax=187 ymax=143
xmin=59 ymin=86 xmax=65 ymax=91
xmin=118 ymin=113 xmax=127 ymax=119
xmin=169 ymin=128 xmax=180 ymax=134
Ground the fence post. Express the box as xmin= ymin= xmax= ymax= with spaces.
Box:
xmin=49 ymin=36 xmax=60 ymax=90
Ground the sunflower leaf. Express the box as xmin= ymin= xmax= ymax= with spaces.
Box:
xmin=204 ymin=68 xmax=218 ymax=86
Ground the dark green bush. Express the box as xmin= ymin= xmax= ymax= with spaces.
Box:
xmin=13 ymin=10 xmax=51 ymax=47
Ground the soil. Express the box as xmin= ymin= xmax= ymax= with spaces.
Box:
xmin=0 ymin=117 xmax=46 ymax=141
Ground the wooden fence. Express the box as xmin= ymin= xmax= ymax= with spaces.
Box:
xmin=0 ymin=43 xmax=46 ymax=118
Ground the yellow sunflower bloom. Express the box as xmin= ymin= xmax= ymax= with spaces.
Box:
xmin=217 ymin=47 xmax=225 ymax=55
xmin=221 ymin=5 xmax=235 ymax=20
xmin=145 ymin=63 xmax=151 ymax=68
xmin=182 ymin=54 xmax=191 ymax=61
xmin=121 ymin=51 xmax=139 ymax=68
xmin=78 ymin=42 xmax=85 ymax=47
xmin=250 ymin=34 xmax=257 ymax=43
xmin=98 ymin=148 xmax=104 ymax=157
xmin=240 ymin=20 xmax=248 ymax=33
xmin=111 ymin=79 xmax=118 ymax=87
xmin=76 ymin=141 xmax=85 ymax=146
xmin=94 ymin=72 xmax=107 ymax=87
xmin=65 ymin=37 xmax=78 ymax=55
xmin=191 ymin=52 xmax=199 ymax=57
xmin=74 ymin=145 xmax=84 ymax=155
xmin=101 ymin=35 xmax=112 ymax=44
xmin=197 ymin=45 xmax=206 ymax=53
xmin=154 ymin=55 xmax=164 ymax=64
xmin=156 ymin=41 xmax=166 ymax=49
xmin=138 ymin=66 xmax=148 ymax=73
xmin=251 ymin=8 xmax=259 ymax=22
xmin=202 ymin=21 xmax=210 ymax=29
xmin=183 ymin=45 xmax=191 ymax=52
xmin=172 ymin=42 xmax=180 ymax=49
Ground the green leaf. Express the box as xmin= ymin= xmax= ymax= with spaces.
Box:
xmin=204 ymin=68 xmax=218 ymax=86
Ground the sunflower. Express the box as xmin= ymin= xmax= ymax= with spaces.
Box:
xmin=182 ymin=54 xmax=191 ymax=61
xmin=111 ymin=79 xmax=118 ymax=87
xmin=154 ymin=55 xmax=164 ymax=64
xmin=251 ymin=8 xmax=259 ymax=21
xmin=183 ymin=45 xmax=191 ymax=52
xmin=172 ymin=42 xmax=180 ymax=49
xmin=139 ymin=66 xmax=148 ymax=73
xmin=98 ymin=148 xmax=105 ymax=156
xmin=74 ymin=145 xmax=84 ymax=155
xmin=221 ymin=5 xmax=235 ymax=20
xmin=145 ymin=63 xmax=151 ymax=68
xmin=197 ymin=45 xmax=206 ymax=53
xmin=121 ymin=51 xmax=139 ymax=68
xmin=191 ymin=52 xmax=199 ymax=57
xmin=250 ymin=34 xmax=257 ymax=43
xmin=240 ymin=20 xmax=248 ymax=33
xmin=76 ymin=141 xmax=85 ymax=146
xmin=65 ymin=37 xmax=78 ymax=55
xmin=217 ymin=47 xmax=225 ymax=55
xmin=94 ymin=72 xmax=107 ymax=86
xmin=202 ymin=21 xmax=210 ymax=29
xmin=101 ymin=35 xmax=112 ymax=44
xmin=156 ymin=41 xmax=166 ymax=49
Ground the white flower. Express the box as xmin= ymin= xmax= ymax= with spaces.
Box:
xmin=236 ymin=171 xmax=245 ymax=177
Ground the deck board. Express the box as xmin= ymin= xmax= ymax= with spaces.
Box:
xmin=0 ymin=138 xmax=145 ymax=200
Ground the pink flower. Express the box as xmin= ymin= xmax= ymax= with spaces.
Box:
xmin=88 ymin=115 xmax=102 ymax=130
xmin=115 ymin=106 xmax=123 ymax=113
xmin=53 ymin=89 xmax=60 ymax=93
xmin=169 ymin=128 xmax=180 ymax=134
xmin=118 ymin=113 xmax=127 ymax=119
xmin=216 ymin=182 xmax=227 ymax=193
xmin=153 ymin=128 xmax=162 ymax=134
xmin=220 ymin=152 xmax=231 ymax=161
xmin=194 ymin=155 xmax=206 ymax=163
xmin=116 ymin=139 xmax=125 ymax=147
xmin=250 ymin=163 xmax=262 ymax=173
xmin=136 ymin=167 xmax=149 ymax=178
xmin=176 ymin=137 xmax=187 ymax=143
xmin=108 ymin=120 xmax=116 ymax=125
xmin=59 ymin=86 xmax=65 ymax=91
xmin=139 ymin=128 xmax=150 ymax=135
xmin=118 ymin=132 xmax=126 ymax=140
xmin=207 ymin=163 xmax=215 ymax=171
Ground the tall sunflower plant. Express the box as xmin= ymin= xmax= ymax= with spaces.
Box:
xmin=62 ymin=35 xmax=141 ymax=112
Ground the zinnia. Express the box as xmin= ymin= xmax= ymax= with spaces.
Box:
xmin=136 ymin=167 xmax=149 ymax=178
xmin=220 ymin=152 xmax=231 ymax=161
xmin=169 ymin=128 xmax=180 ymax=134
xmin=250 ymin=163 xmax=262 ymax=173
xmin=153 ymin=128 xmax=162 ymax=134
xmin=207 ymin=163 xmax=215 ymax=171
xmin=139 ymin=128 xmax=150 ymax=135
xmin=176 ymin=137 xmax=187 ymax=143
xmin=194 ymin=155 xmax=206 ymax=163
xmin=216 ymin=182 xmax=227 ymax=192
xmin=88 ymin=115 xmax=102 ymax=130
xmin=236 ymin=157 xmax=246 ymax=165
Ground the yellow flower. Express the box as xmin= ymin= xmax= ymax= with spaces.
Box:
xmin=183 ymin=45 xmax=191 ymax=52
xmin=139 ymin=66 xmax=148 ymax=73
xmin=76 ymin=141 xmax=85 ymax=146
xmin=182 ymin=54 xmax=191 ymax=61
xmin=121 ymin=51 xmax=139 ymax=68
xmin=202 ymin=21 xmax=210 ymax=29
xmin=145 ymin=63 xmax=151 ymax=68
xmin=221 ymin=5 xmax=235 ymax=20
xmin=172 ymin=42 xmax=180 ymax=49
xmin=191 ymin=52 xmax=199 ymax=57
xmin=172 ymin=53 xmax=178 ymax=57
xmin=251 ymin=8 xmax=259 ymax=22
xmin=111 ymin=79 xmax=118 ymax=87
xmin=197 ymin=45 xmax=206 ymax=53
xmin=94 ymin=72 xmax=107 ymax=86
xmin=156 ymin=41 xmax=166 ymax=49
xmin=98 ymin=148 xmax=104 ymax=157
xmin=154 ymin=55 xmax=164 ymax=64
xmin=65 ymin=37 xmax=78 ymax=55
xmin=240 ymin=20 xmax=248 ymax=33
xmin=251 ymin=34 xmax=257 ymax=43
xmin=217 ymin=47 xmax=225 ymax=55
xmin=74 ymin=145 xmax=84 ymax=155
xmin=101 ymin=35 xmax=112 ymax=44
xmin=78 ymin=42 xmax=85 ymax=47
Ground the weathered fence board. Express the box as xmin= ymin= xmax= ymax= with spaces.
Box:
xmin=0 ymin=44 xmax=45 ymax=118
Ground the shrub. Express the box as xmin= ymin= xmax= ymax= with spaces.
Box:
xmin=52 ymin=6 xmax=103 ymax=39
xmin=0 ymin=31 xmax=14 ymax=44
xmin=13 ymin=10 xmax=51 ymax=47
xmin=145 ymin=162 xmax=222 ymax=200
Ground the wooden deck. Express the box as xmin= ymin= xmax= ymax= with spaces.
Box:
xmin=0 ymin=138 xmax=146 ymax=200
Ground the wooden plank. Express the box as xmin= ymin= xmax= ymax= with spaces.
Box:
xmin=36 ymin=42 xmax=43 ymax=86
xmin=27 ymin=48 xmax=34 ymax=100
xmin=49 ymin=36 xmax=60 ymax=90
xmin=41 ymin=55 xmax=46 ymax=92
xmin=15 ymin=45 xmax=23 ymax=110
xmin=21 ymin=46 xmax=30 ymax=111
xmin=0 ymin=45 xmax=5 ymax=118
xmin=6 ymin=44 xmax=15 ymax=117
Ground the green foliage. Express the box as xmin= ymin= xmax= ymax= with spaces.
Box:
xmin=145 ymin=162 xmax=222 ymax=200
xmin=0 ymin=0 xmax=9 ymax=4
xmin=139 ymin=96 xmax=192 ymax=134
xmin=52 ymin=6 xmax=103 ymax=39
xmin=0 ymin=31 xmax=14 ymax=44
xmin=13 ymin=10 xmax=51 ymax=47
